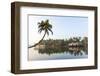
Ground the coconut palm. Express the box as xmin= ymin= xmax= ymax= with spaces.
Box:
xmin=29 ymin=19 xmax=53 ymax=48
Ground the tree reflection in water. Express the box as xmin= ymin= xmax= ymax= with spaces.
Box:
xmin=36 ymin=46 xmax=88 ymax=56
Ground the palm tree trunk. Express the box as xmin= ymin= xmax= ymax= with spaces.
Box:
xmin=28 ymin=31 xmax=46 ymax=48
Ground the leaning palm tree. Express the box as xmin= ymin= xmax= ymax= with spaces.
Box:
xmin=29 ymin=19 xmax=53 ymax=48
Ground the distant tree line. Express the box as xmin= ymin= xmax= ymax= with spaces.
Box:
xmin=36 ymin=37 xmax=88 ymax=56
xmin=39 ymin=37 xmax=88 ymax=49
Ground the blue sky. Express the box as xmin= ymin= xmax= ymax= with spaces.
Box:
xmin=29 ymin=15 xmax=88 ymax=44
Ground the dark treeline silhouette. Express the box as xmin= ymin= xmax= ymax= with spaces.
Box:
xmin=35 ymin=37 xmax=88 ymax=48
xmin=33 ymin=37 xmax=88 ymax=56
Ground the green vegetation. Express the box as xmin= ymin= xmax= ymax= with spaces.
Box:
xmin=33 ymin=37 xmax=88 ymax=56
xmin=36 ymin=37 xmax=88 ymax=48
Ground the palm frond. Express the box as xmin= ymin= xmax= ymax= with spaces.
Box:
xmin=46 ymin=30 xmax=49 ymax=36
xmin=48 ymin=28 xmax=53 ymax=35
xmin=38 ymin=29 xmax=42 ymax=33
xmin=38 ymin=19 xmax=53 ymax=35
xmin=48 ymin=24 xmax=52 ymax=28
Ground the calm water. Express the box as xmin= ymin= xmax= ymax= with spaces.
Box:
xmin=28 ymin=47 xmax=88 ymax=61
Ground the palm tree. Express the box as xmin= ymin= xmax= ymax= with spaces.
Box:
xmin=29 ymin=19 xmax=53 ymax=48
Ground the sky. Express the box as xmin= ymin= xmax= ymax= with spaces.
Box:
xmin=28 ymin=15 xmax=88 ymax=46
